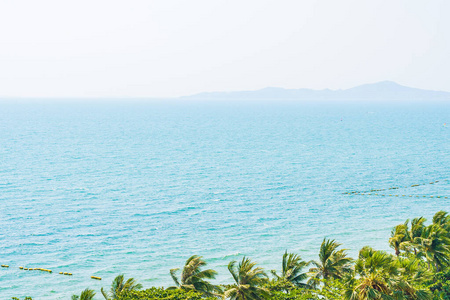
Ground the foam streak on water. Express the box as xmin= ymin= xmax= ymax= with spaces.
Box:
xmin=0 ymin=100 xmax=449 ymax=299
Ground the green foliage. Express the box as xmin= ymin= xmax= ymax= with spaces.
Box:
xmin=101 ymin=274 xmax=143 ymax=299
xmin=11 ymin=298 xmax=33 ymax=300
xmin=269 ymin=288 xmax=319 ymax=300
xmin=117 ymin=287 xmax=216 ymax=300
xmin=168 ymin=255 xmax=218 ymax=296
xmin=390 ymin=211 xmax=450 ymax=272
xmin=266 ymin=277 xmax=298 ymax=293
xmin=396 ymin=255 xmax=432 ymax=286
xmin=271 ymin=251 xmax=310 ymax=290
xmin=317 ymin=278 xmax=349 ymax=300
xmin=415 ymin=224 xmax=450 ymax=271
xmin=11 ymin=210 xmax=450 ymax=300
xmin=344 ymin=247 xmax=433 ymax=299
xmin=223 ymin=257 xmax=269 ymax=299
xmin=389 ymin=222 xmax=408 ymax=256
xmin=308 ymin=239 xmax=353 ymax=288
xmin=402 ymin=217 xmax=427 ymax=255
xmin=428 ymin=269 xmax=450 ymax=299
xmin=432 ymin=211 xmax=450 ymax=229
xmin=71 ymin=288 xmax=96 ymax=300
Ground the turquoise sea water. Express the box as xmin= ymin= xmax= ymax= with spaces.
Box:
xmin=1 ymin=100 xmax=449 ymax=299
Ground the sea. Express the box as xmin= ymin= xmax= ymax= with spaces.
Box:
xmin=0 ymin=99 xmax=449 ymax=299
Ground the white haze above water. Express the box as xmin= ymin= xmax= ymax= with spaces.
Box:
xmin=0 ymin=0 xmax=450 ymax=98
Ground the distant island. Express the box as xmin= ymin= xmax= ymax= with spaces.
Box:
xmin=181 ymin=81 xmax=450 ymax=102
xmin=1 ymin=81 xmax=450 ymax=102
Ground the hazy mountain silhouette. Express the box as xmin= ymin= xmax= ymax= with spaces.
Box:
xmin=181 ymin=81 xmax=450 ymax=101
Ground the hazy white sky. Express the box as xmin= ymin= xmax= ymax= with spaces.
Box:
xmin=0 ymin=0 xmax=449 ymax=98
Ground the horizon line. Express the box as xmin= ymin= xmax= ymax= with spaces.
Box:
xmin=1 ymin=80 xmax=450 ymax=100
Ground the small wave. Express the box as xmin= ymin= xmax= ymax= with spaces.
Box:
xmin=152 ymin=205 xmax=200 ymax=216
xmin=222 ymin=252 xmax=242 ymax=259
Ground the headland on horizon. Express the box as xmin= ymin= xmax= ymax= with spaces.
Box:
xmin=180 ymin=81 xmax=450 ymax=102
xmin=1 ymin=81 xmax=450 ymax=103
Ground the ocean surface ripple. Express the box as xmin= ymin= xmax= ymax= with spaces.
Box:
xmin=0 ymin=100 xmax=449 ymax=299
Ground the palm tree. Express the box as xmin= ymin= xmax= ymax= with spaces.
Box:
xmin=402 ymin=217 xmax=426 ymax=255
xmin=347 ymin=247 xmax=394 ymax=300
xmin=389 ymin=222 xmax=408 ymax=256
xmin=101 ymin=274 xmax=142 ymax=300
xmin=223 ymin=257 xmax=269 ymax=300
xmin=71 ymin=288 xmax=96 ymax=300
xmin=396 ymin=256 xmax=432 ymax=286
xmin=344 ymin=247 xmax=432 ymax=300
xmin=415 ymin=224 xmax=450 ymax=271
xmin=168 ymin=255 xmax=218 ymax=296
xmin=432 ymin=210 xmax=450 ymax=231
xmin=308 ymin=239 xmax=352 ymax=288
xmin=271 ymin=251 xmax=310 ymax=289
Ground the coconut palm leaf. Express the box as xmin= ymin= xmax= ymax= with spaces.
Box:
xmin=415 ymin=224 xmax=450 ymax=271
xmin=223 ymin=257 xmax=269 ymax=300
xmin=168 ymin=255 xmax=218 ymax=296
xmin=345 ymin=247 xmax=432 ymax=300
xmin=101 ymin=274 xmax=142 ymax=300
xmin=72 ymin=288 xmax=96 ymax=300
xmin=432 ymin=211 xmax=450 ymax=227
xmin=401 ymin=217 xmax=426 ymax=255
xmin=308 ymin=239 xmax=352 ymax=288
xmin=389 ymin=222 xmax=408 ymax=256
xmin=271 ymin=251 xmax=310 ymax=289
xmin=169 ymin=268 xmax=181 ymax=287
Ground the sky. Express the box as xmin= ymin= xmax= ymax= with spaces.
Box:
xmin=0 ymin=0 xmax=449 ymax=98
